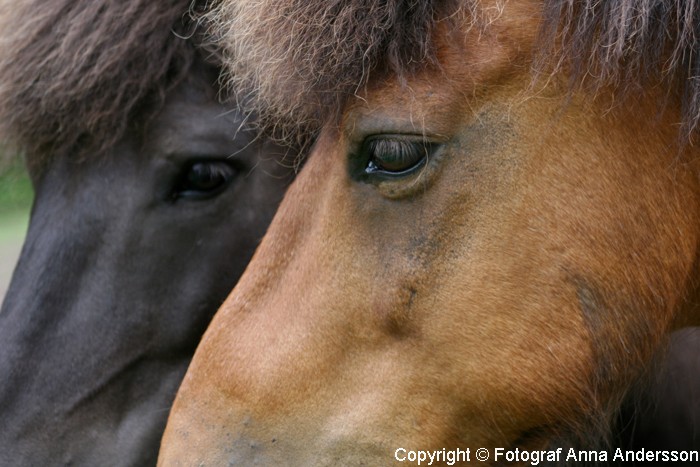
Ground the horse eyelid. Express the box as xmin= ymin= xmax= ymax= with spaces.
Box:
xmin=364 ymin=137 xmax=433 ymax=175
xmin=171 ymin=160 xmax=238 ymax=201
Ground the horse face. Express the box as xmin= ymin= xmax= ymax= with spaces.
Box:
xmin=0 ymin=65 xmax=292 ymax=465
xmin=161 ymin=3 xmax=700 ymax=465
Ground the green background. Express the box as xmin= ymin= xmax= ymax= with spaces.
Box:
xmin=0 ymin=152 xmax=32 ymax=301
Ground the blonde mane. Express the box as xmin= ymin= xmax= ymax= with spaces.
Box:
xmin=209 ymin=0 xmax=700 ymax=141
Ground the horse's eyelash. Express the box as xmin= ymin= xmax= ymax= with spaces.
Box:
xmin=366 ymin=139 xmax=427 ymax=159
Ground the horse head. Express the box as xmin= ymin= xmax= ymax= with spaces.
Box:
xmin=161 ymin=1 xmax=700 ymax=464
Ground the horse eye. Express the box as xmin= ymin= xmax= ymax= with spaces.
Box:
xmin=174 ymin=161 xmax=237 ymax=200
xmin=364 ymin=138 xmax=431 ymax=175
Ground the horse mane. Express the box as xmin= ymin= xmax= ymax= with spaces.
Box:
xmin=539 ymin=0 xmax=700 ymax=139
xmin=0 ymin=0 xmax=217 ymax=167
xmin=209 ymin=0 xmax=700 ymax=142
xmin=205 ymin=0 xmax=462 ymax=144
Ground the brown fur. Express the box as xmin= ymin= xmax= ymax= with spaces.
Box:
xmin=159 ymin=2 xmax=700 ymax=463
xmin=538 ymin=0 xmax=700 ymax=139
xmin=0 ymin=0 xmax=216 ymax=167
xmin=209 ymin=0 xmax=700 ymax=141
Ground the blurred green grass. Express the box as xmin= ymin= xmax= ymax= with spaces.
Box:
xmin=0 ymin=153 xmax=32 ymax=251
xmin=0 ymin=210 xmax=30 ymax=242
xmin=0 ymin=154 xmax=32 ymax=299
xmin=0 ymin=157 xmax=33 ymax=216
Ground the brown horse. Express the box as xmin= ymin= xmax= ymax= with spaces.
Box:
xmin=161 ymin=1 xmax=700 ymax=464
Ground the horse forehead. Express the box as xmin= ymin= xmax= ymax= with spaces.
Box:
xmin=341 ymin=1 xmax=542 ymax=126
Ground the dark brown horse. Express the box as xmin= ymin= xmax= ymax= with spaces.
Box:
xmin=0 ymin=0 xmax=294 ymax=465
xmin=162 ymin=1 xmax=700 ymax=464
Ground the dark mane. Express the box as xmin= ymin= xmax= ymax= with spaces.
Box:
xmin=0 ymin=0 xmax=216 ymax=166
xmin=209 ymin=0 xmax=700 ymax=141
